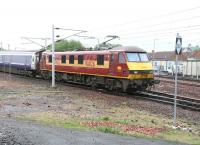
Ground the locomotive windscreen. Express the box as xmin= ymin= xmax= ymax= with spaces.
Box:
xmin=126 ymin=52 xmax=149 ymax=62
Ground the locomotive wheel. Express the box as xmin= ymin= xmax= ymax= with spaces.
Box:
xmin=91 ymin=77 xmax=97 ymax=90
xmin=108 ymin=83 xmax=113 ymax=91
xmin=107 ymin=79 xmax=114 ymax=91
xmin=55 ymin=73 xmax=62 ymax=81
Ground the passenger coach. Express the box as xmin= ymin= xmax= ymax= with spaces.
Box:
xmin=0 ymin=51 xmax=39 ymax=76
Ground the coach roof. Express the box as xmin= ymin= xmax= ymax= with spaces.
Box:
xmin=0 ymin=51 xmax=37 ymax=56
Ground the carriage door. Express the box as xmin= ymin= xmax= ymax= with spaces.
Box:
xmin=109 ymin=52 xmax=117 ymax=76
xmin=117 ymin=52 xmax=126 ymax=77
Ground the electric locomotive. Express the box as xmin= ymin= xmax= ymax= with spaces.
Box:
xmin=40 ymin=46 xmax=154 ymax=92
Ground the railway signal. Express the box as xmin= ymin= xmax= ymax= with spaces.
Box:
xmin=173 ymin=33 xmax=182 ymax=127
xmin=175 ymin=34 xmax=182 ymax=55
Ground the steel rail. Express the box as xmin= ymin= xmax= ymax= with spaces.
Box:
xmin=155 ymin=75 xmax=200 ymax=83
xmin=137 ymin=90 xmax=200 ymax=111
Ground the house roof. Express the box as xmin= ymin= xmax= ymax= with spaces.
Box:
xmin=148 ymin=51 xmax=192 ymax=61
xmin=190 ymin=50 xmax=200 ymax=59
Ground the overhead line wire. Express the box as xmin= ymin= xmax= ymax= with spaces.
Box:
xmin=121 ymin=27 xmax=200 ymax=39
xmin=90 ymin=6 xmax=200 ymax=32
xmin=119 ymin=24 xmax=200 ymax=37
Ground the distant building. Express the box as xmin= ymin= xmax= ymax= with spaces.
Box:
xmin=183 ymin=50 xmax=200 ymax=77
xmin=148 ymin=51 xmax=191 ymax=74
xmin=148 ymin=49 xmax=200 ymax=78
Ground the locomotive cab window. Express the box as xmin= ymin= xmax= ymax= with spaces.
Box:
xmin=97 ymin=55 xmax=104 ymax=65
xmin=126 ymin=52 xmax=149 ymax=62
xmin=139 ymin=53 xmax=149 ymax=61
xmin=119 ymin=52 xmax=126 ymax=63
xmin=69 ymin=55 xmax=74 ymax=64
xmin=78 ymin=55 xmax=84 ymax=64
xmin=61 ymin=55 xmax=66 ymax=64
xmin=48 ymin=55 xmax=52 ymax=63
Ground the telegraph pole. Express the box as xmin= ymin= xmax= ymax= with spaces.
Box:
xmin=173 ymin=33 xmax=182 ymax=127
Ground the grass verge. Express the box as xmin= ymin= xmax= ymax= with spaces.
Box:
xmin=15 ymin=111 xmax=200 ymax=145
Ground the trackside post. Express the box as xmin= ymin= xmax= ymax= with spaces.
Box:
xmin=173 ymin=33 xmax=182 ymax=127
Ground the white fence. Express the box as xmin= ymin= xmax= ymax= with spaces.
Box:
xmin=153 ymin=60 xmax=200 ymax=79
xmin=183 ymin=60 xmax=200 ymax=78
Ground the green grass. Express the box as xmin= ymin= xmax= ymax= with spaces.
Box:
xmin=97 ymin=127 xmax=120 ymax=134
xmin=16 ymin=112 xmax=86 ymax=129
xmin=63 ymin=121 xmax=86 ymax=130
xmin=114 ymin=119 xmax=130 ymax=124
xmin=102 ymin=116 xmax=110 ymax=121
xmin=158 ymin=130 xmax=200 ymax=145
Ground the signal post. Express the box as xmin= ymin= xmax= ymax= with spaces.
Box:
xmin=173 ymin=33 xmax=182 ymax=127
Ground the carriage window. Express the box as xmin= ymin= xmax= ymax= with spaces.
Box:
xmin=48 ymin=55 xmax=52 ymax=63
xmin=78 ymin=55 xmax=83 ymax=64
xmin=110 ymin=54 xmax=114 ymax=63
xmin=61 ymin=55 xmax=66 ymax=64
xmin=97 ymin=55 xmax=104 ymax=65
xmin=119 ymin=53 xmax=126 ymax=63
xmin=69 ymin=55 xmax=74 ymax=64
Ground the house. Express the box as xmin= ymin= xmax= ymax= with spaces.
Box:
xmin=148 ymin=51 xmax=190 ymax=74
xmin=183 ymin=50 xmax=200 ymax=77
xmin=148 ymin=50 xmax=200 ymax=78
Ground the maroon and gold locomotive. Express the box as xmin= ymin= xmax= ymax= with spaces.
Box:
xmin=39 ymin=46 xmax=154 ymax=92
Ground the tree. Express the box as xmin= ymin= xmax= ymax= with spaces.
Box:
xmin=46 ymin=40 xmax=84 ymax=51
xmin=0 ymin=47 xmax=6 ymax=51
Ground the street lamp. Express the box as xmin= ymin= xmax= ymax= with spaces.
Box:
xmin=152 ymin=39 xmax=158 ymax=71
xmin=153 ymin=39 xmax=158 ymax=61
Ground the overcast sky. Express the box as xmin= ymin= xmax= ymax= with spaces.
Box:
xmin=0 ymin=0 xmax=200 ymax=52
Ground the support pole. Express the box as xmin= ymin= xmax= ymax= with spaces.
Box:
xmin=52 ymin=25 xmax=55 ymax=87
xmin=173 ymin=55 xmax=178 ymax=126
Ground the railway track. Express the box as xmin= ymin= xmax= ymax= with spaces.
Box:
xmin=155 ymin=75 xmax=200 ymax=83
xmin=1 ymin=72 xmax=200 ymax=111
xmin=155 ymin=78 xmax=200 ymax=88
xmin=136 ymin=90 xmax=200 ymax=111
